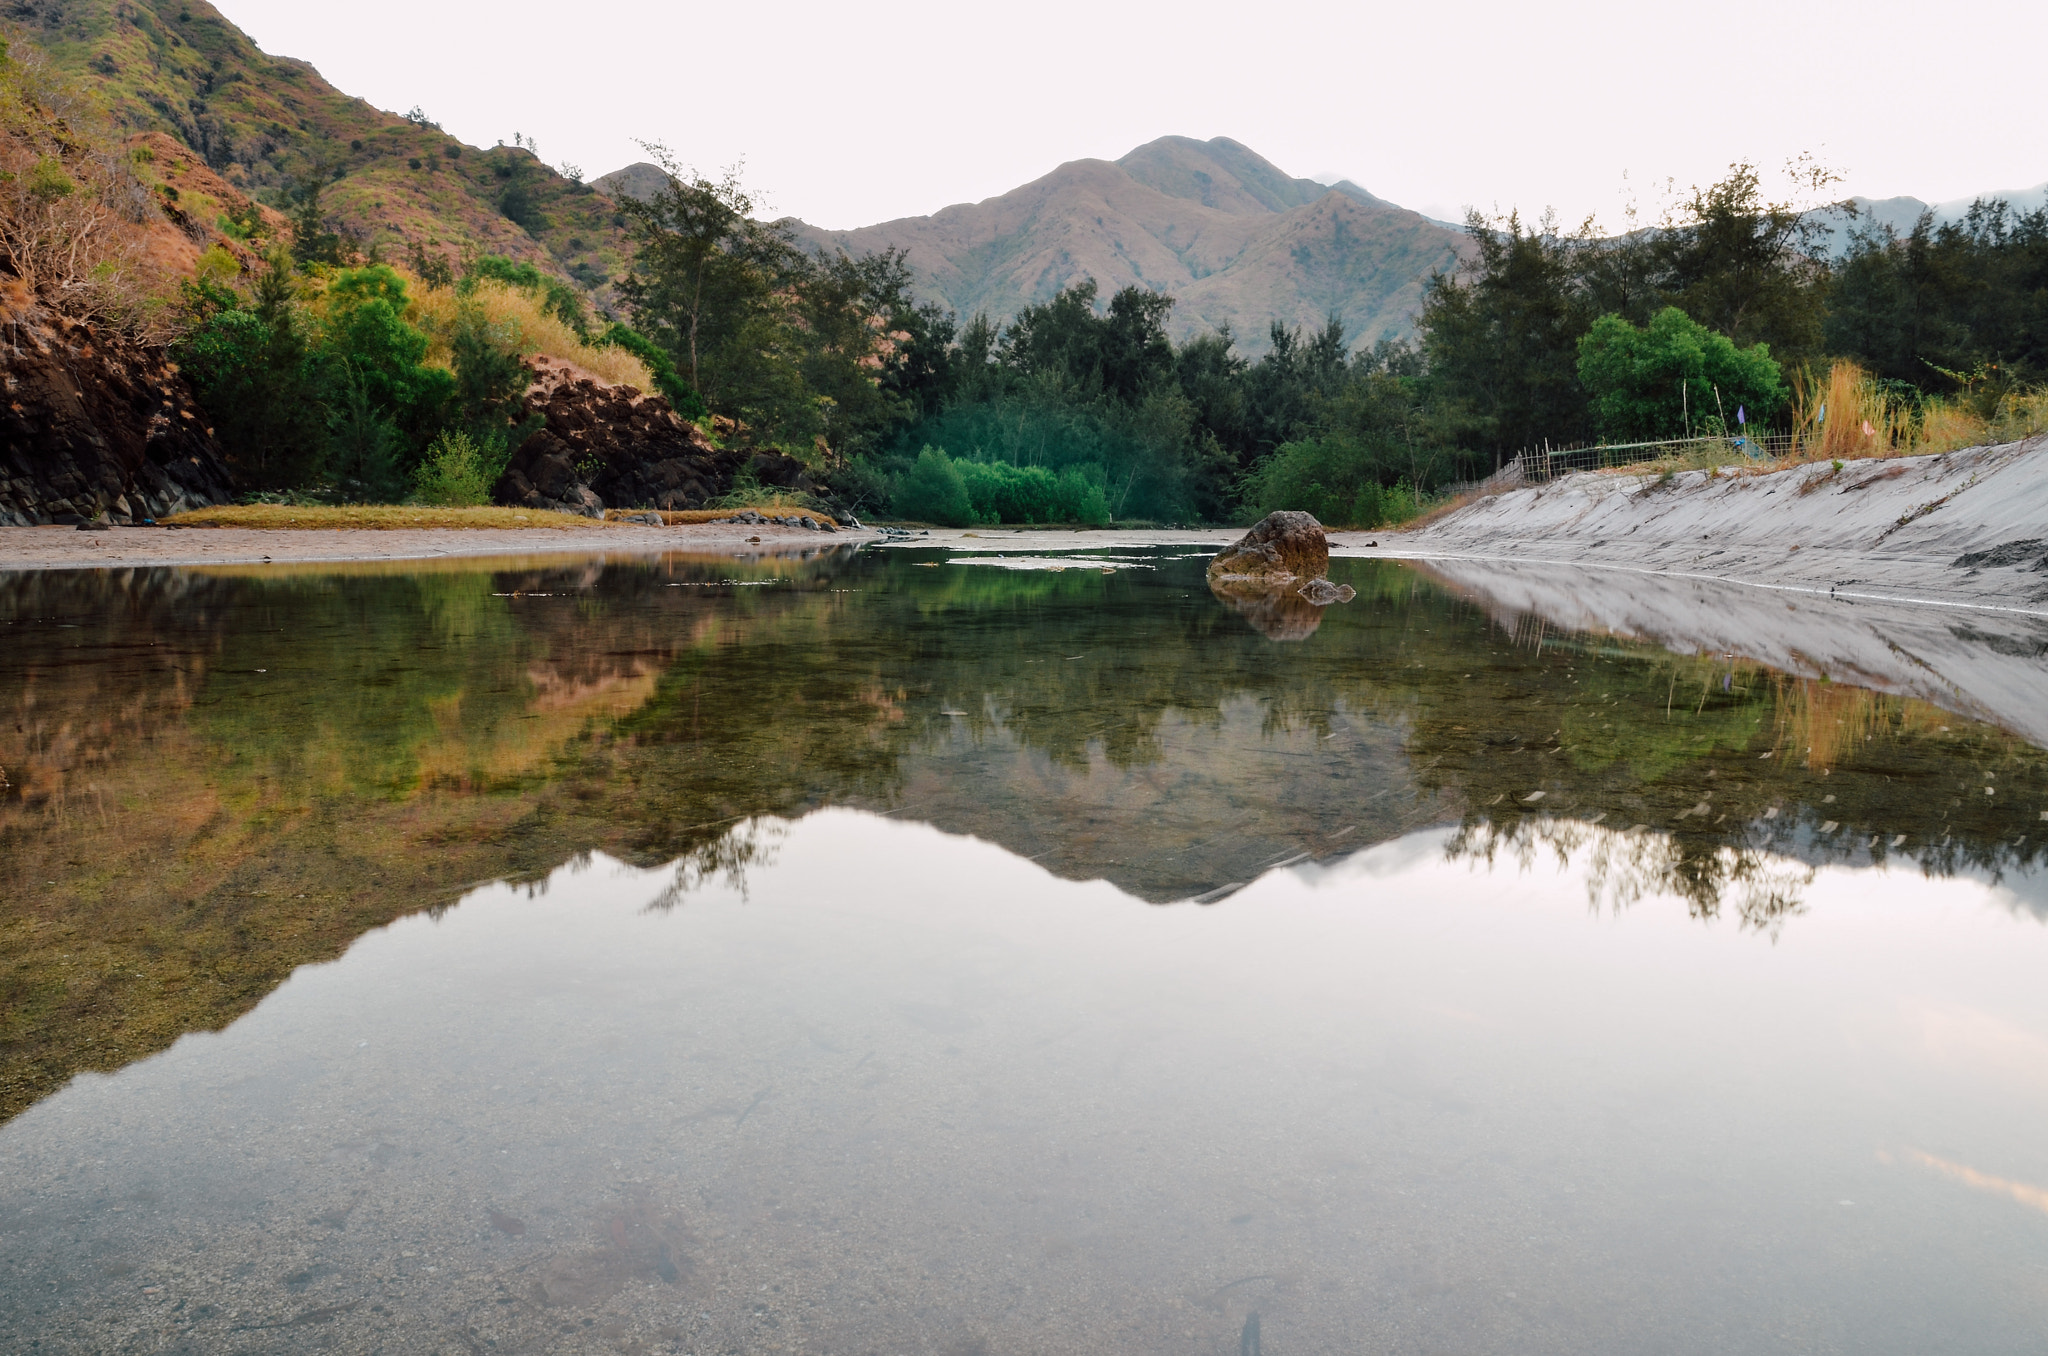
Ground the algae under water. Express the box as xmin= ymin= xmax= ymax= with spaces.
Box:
xmin=2 ymin=547 xmax=2046 ymax=1353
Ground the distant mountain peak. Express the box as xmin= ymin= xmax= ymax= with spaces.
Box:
xmin=785 ymin=135 xmax=1469 ymax=353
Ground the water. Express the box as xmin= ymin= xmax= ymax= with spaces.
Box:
xmin=3 ymin=547 xmax=2046 ymax=1353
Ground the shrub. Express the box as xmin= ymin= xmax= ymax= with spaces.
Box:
xmin=892 ymin=446 xmax=973 ymax=525
xmin=409 ymin=429 xmax=502 ymax=506
xmin=954 ymin=459 xmax=1109 ymax=524
xmin=1240 ymin=434 xmax=1412 ymax=527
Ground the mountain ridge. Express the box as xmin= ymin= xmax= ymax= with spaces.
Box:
xmin=769 ymin=136 xmax=1470 ymax=354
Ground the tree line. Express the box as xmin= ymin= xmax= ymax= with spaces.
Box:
xmin=167 ymin=147 xmax=2048 ymax=526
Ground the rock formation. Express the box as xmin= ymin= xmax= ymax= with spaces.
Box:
xmin=495 ymin=356 xmax=838 ymax=517
xmin=0 ymin=310 xmax=236 ymax=527
xmin=1208 ymin=510 xmax=1330 ymax=581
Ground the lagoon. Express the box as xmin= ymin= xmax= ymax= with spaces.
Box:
xmin=2 ymin=547 xmax=2045 ymax=1353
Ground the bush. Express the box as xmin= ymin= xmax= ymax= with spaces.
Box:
xmin=892 ymin=446 xmax=973 ymax=525
xmin=1577 ymin=306 xmax=1788 ymax=440
xmin=954 ymin=459 xmax=1110 ymax=524
xmin=1239 ymin=434 xmax=1417 ymax=527
xmin=410 ymin=430 xmax=502 ymax=506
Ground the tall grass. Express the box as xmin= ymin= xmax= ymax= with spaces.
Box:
xmin=1783 ymin=360 xmax=2048 ymax=463
xmin=1787 ymin=361 xmax=1905 ymax=462
xmin=406 ymin=279 xmax=654 ymax=390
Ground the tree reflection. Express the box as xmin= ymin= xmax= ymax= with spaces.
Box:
xmin=644 ymin=818 xmax=786 ymax=911
xmin=1446 ymin=815 xmax=1817 ymax=933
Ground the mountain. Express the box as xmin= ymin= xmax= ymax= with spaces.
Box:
xmin=7 ymin=0 xmax=630 ymax=288
xmin=772 ymin=136 xmax=1471 ymax=353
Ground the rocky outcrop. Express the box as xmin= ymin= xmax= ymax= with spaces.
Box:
xmin=1208 ymin=510 xmax=1329 ymax=581
xmin=496 ymin=357 xmax=847 ymax=518
xmin=0 ymin=310 xmax=236 ymax=527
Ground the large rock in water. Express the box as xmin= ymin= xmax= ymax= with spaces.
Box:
xmin=0 ymin=312 xmax=235 ymax=526
xmin=1208 ymin=510 xmax=1329 ymax=581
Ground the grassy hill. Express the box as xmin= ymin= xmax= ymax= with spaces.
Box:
xmin=783 ymin=136 xmax=1471 ymax=353
xmin=6 ymin=0 xmax=630 ymax=289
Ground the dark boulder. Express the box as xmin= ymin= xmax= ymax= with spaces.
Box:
xmin=495 ymin=356 xmax=745 ymax=516
xmin=1208 ymin=510 xmax=1329 ymax=582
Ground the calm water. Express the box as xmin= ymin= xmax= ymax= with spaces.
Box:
xmin=3 ymin=547 xmax=2046 ymax=1354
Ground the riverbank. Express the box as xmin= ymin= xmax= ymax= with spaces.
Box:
xmin=0 ymin=520 xmax=875 ymax=571
xmin=1346 ymin=439 xmax=2048 ymax=617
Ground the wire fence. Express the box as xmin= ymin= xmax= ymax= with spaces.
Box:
xmin=1507 ymin=433 xmax=1794 ymax=483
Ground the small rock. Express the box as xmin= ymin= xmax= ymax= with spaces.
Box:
xmin=1296 ymin=578 xmax=1356 ymax=606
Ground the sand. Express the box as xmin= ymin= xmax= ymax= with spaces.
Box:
xmin=0 ymin=519 xmax=873 ymax=571
xmin=1344 ymin=439 xmax=2048 ymax=618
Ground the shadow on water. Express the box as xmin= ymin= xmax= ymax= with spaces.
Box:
xmin=2 ymin=548 xmax=2045 ymax=1120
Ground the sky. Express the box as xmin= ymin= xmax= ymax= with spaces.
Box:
xmin=213 ymin=0 xmax=2048 ymax=231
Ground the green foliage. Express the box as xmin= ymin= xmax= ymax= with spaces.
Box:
xmin=287 ymin=172 xmax=348 ymax=268
xmin=175 ymin=255 xmax=329 ymax=488
xmin=1576 ymin=307 xmax=1787 ymax=440
xmin=24 ymin=155 xmax=73 ymax=202
xmin=954 ymin=458 xmax=1111 ymax=525
xmin=446 ymin=301 xmax=537 ymax=451
xmin=321 ymin=264 xmax=453 ymax=452
xmin=614 ymin=151 xmax=811 ymax=436
xmin=176 ymin=252 xmax=530 ymax=500
xmin=1240 ymin=436 xmax=1420 ymax=527
xmin=1419 ymin=211 xmax=1595 ymax=457
xmin=891 ymin=446 xmax=973 ymax=525
xmin=409 ymin=429 xmax=502 ymax=506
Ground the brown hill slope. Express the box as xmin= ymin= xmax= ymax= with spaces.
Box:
xmin=783 ymin=136 xmax=1469 ymax=352
xmin=5 ymin=0 xmax=629 ymax=290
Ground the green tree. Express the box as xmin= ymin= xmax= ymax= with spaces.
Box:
xmin=287 ymin=170 xmax=348 ymax=269
xmin=1653 ymin=159 xmax=1837 ymax=366
xmin=1576 ymin=307 xmax=1788 ymax=441
xmin=320 ymin=264 xmax=454 ymax=455
xmin=613 ymin=147 xmax=810 ymax=431
xmin=175 ymin=255 xmax=329 ymax=487
xmin=1419 ymin=211 xmax=1596 ymax=460
xmin=1825 ymin=201 xmax=2048 ymax=389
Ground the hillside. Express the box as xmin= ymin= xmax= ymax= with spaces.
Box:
xmin=776 ymin=136 xmax=1471 ymax=353
xmin=5 ymin=0 xmax=630 ymax=289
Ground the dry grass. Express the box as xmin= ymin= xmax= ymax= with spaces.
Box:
xmin=608 ymin=507 xmax=840 ymax=528
xmin=1786 ymin=360 xmax=1905 ymax=463
xmin=405 ymin=280 xmax=654 ymax=389
xmin=165 ymin=505 xmax=605 ymax=530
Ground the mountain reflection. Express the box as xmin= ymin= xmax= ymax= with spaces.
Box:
xmin=3 ymin=549 xmax=2044 ymax=1120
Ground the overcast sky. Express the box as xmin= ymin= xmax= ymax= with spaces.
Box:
xmin=214 ymin=0 xmax=2045 ymax=230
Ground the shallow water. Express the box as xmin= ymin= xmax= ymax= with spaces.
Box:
xmin=3 ymin=547 xmax=2046 ymax=1353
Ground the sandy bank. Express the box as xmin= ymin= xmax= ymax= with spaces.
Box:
xmin=0 ymin=520 xmax=874 ymax=571
xmin=1344 ymin=439 xmax=2048 ymax=617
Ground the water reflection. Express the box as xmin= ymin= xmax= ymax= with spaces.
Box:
xmin=2 ymin=550 xmax=2045 ymax=1122
xmin=3 ymin=812 xmax=2047 ymax=1353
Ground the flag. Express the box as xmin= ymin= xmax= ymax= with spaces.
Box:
xmin=1862 ymin=419 xmax=1875 ymax=437
xmin=1818 ymin=403 xmax=1826 ymax=424
xmin=1736 ymin=405 xmax=1746 ymax=425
